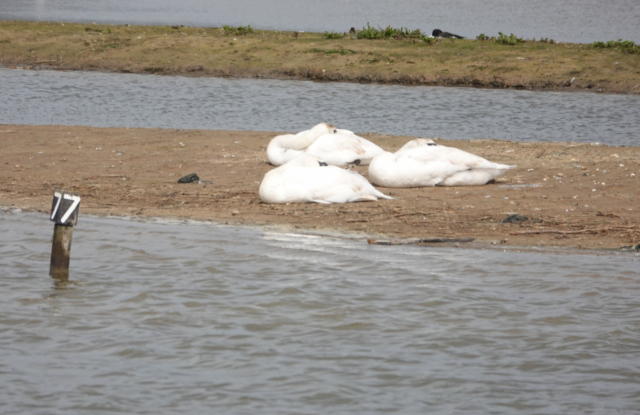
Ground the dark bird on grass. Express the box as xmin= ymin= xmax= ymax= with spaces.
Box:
xmin=432 ymin=29 xmax=465 ymax=39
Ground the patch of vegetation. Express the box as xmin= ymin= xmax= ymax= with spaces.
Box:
xmin=357 ymin=23 xmax=425 ymax=40
xmin=222 ymin=25 xmax=253 ymax=36
xmin=494 ymin=66 xmax=518 ymax=73
xmin=592 ymin=39 xmax=639 ymax=54
xmin=306 ymin=47 xmax=356 ymax=55
xmin=357 ymin=23 xmax=392 ymax=39
xmin=538 ymin=37 xmax=555 ymax=44
xmin=494 ymin=32 xmax=523 ymax=45
xmin=85 ymin=27 xmax=111 ymax=34
xmin=476 ymin=34 xmax=488 ymax=41
xmin=394 ymin=27 xmax=426 ymax=39
xmin=323 ymin=31 xmax=345 ymax=39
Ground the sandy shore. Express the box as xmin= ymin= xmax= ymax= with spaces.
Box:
xmin=1 ymin=124 xmax=638 ymax=251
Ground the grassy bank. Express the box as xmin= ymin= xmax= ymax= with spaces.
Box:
xmin=1 ymin=21 xmax=639 ymax=93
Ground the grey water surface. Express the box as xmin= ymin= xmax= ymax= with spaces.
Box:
xmin=1 ymin=0 xmax=639 ymax=44
xmin=2 ymin=68 xmax=639 ymax=146
xmin=1 ymin=210 xmax=640 ymax=414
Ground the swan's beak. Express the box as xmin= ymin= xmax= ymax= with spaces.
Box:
xmin=333 ymin=129 xmax=337 ymax=133
xmin=318 ymin=161 xmax=328 ymax=166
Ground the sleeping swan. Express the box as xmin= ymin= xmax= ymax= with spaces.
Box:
xmin=267 ymin=123 xmax=385 ymax=166
xmin=368 ymin=139 xmax=516 ymax=187
xmin=267 ymin=123 xmax=336 ymax=166
xmin=259 ymin=154 xmax=393 ymax=204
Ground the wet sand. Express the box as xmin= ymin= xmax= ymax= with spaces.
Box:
xmin=1 ymin=124 xmax=638 ymax=251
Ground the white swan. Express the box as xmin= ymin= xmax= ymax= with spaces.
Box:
xmin=368 ymin=139 xmax=517 ymax=187
xmin=267 ymin=123 xmax=385 ymax=166
xmin=259 ymin=154 xmax=393 ymax=204
xmin=267 ymin=122 xmax=336 ymax=166
xmin=305 ymin=129 xmax=386 ymax=166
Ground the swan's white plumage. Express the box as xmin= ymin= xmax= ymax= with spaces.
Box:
xmin=259 ymin=154 xmax=392 ymax=204
xmin=266 ymin=134 xmax=303 ymax=166
xmin=267 ymin=123 xmax=336 ymax=166
xmin=266 ymin=123 xmax=384 ymax=166
xmin=397 ymin=138 xmax=437 ymax=151
xmin=303 ymin=132 xmax=385 ymax=166
xmin=368 ymin=139 xmax=516 ymax=187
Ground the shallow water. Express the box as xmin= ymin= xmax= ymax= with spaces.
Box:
xmin=1 ymin=0 xmax=639 ymax=44
xmin=2 ymin=68 xmax=639 ymax=146
xmin=1 ymin=210 xmax=640 ymax=414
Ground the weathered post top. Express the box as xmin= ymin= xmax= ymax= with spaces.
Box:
xmin=49 ymin=191 xmax=81 ymax=280
xmin=50 ymin=190 xmax=81 ymax=226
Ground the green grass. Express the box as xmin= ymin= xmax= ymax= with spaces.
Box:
xmin=356 ymin=23 xmax=425 ymax=40
xmin=323 ymin=31 xmax=345 ymax=39
xmin=494 ymin=32 xmax=523 ymax=45
xmin=593 ymin=40 xmax=639 ymax=54
xmin=306 ymin=47 xmax=356 ymax=55
xmin=222 ymin=25 xmax=253 ymax=36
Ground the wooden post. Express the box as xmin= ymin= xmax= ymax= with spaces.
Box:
xmin=49 ymin=191 xmax=81 ymax=280
xmin=50 ymin=224 xmax=74 ymax=279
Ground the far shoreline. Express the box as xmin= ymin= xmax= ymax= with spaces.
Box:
xmin=1 ymin=21 xmax=639 ymax=94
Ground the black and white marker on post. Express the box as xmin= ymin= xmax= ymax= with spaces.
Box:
xmin=49 ymin=191 xmax=81 ymax=280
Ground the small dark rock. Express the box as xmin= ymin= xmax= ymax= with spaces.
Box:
xmin=503 ymin=214 xmax=529 ymax=224
xmin=178 ymin=173 xmax=200 ymax=183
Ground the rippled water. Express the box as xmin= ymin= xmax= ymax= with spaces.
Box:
xmin=2 ymin=68 xmax=639 ymax=146
xmin=2 ymin=0 xmax=639 ymax=44
xmin=2 ymin=210 xmax=640 ymax=414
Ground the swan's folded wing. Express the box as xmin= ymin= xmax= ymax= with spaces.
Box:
xmin=395 ymin=147 xmax=443 ymax=163
xmin=393 ymin=148 xmax=471 ymax=184
xmin=398 ymin=146 xmax=501 ymax=170
xmin=289 ymin=167 xmax=382 ymax=203
xmin=308 ymin=134 xmax=385 ymax=165
xmin=310 ymin=134 xmax=365 ymax=154
xmin=336 ymin=128 xmax=355 ymax=135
